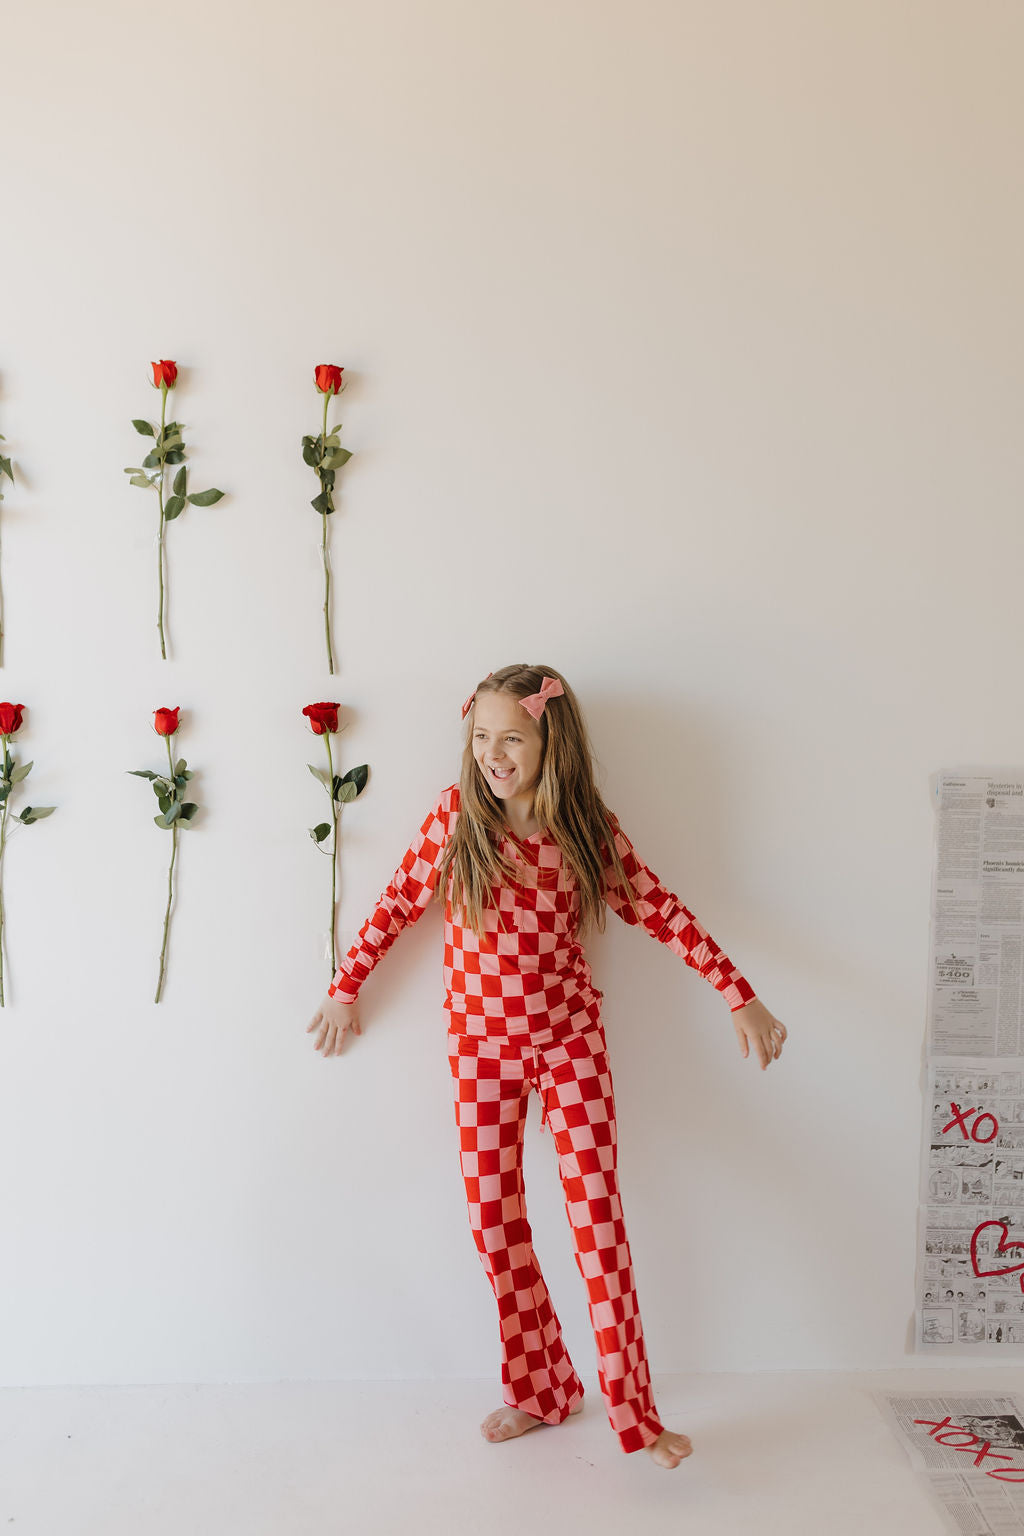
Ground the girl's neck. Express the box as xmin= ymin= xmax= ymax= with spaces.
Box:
xmin=502 ymin=794 xmax=540 ymax=841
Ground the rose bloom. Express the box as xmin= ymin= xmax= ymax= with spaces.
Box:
xmin=151 ymin=360 xmax=178 ymax=389
xmin=0 ymin=703 xmax=25 ymax=737
xmin=302 ymin=702 xmax=340 ymax=735
xmin=314 ymin=364 xmax=344 ymax=396
xmin=153 ymin=707 xmax=181 ymax=736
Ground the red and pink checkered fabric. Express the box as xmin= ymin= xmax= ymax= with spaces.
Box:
xmin=328 ymin=783 xmax=755 ymax=1024
xmin=327 ymin=783 xmax=756 ymax=1454
xmin=448 ymin=1019 xmax=665 ymax=1452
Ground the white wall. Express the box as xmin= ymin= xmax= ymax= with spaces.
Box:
xmin=3 ymin=0 xmax=1022 ymax=1386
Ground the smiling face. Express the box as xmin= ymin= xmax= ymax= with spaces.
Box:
xmin=472 ymin=690 xmax=545 ymax=814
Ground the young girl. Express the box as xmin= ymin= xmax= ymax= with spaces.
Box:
xmin=307 ymin=664 xmax=786 ymax=1471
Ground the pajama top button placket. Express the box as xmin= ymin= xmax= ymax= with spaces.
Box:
xmin=509 ymin=841 xmax=523 ymax=932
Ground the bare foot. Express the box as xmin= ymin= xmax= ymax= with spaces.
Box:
xmin=644 ymin=1429 xmax=693 ymax=1468
xmin=480 ymin=1402 xmax=583 ymax=1443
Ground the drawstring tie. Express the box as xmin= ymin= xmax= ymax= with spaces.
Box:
xmin=530 ymin=1042 xmax=549 ymax=1133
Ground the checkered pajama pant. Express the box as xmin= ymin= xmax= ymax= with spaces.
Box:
xmin=447 ymin=1015 xmax=666 ymax=1453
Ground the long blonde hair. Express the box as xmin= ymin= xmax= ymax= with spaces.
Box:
xmin=436 ymin=663 xmax=640 ymax=938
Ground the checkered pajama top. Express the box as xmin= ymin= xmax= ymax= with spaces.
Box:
xmin=326 ymin=784 xmax=755 ymax=1028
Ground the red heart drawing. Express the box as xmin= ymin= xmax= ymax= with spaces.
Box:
xmin=971 ymin=1221 xmax=1024 ymax=1278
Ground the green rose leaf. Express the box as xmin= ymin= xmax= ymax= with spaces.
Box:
xmin=179 ymin=803 xmax=198 ymax=820
xmin=324 ymin=450 xmax=352 ymax=470
xmin=164 ymin=449 xmax=186 ymax=465
xmin=301 ymin=440 xmax=319 ymax=468
xmin=338 ymin=781 xmax=359 ymax=803
xmin=186 ymin=488 xmax=223 ymax=507
xmin=128 ymin=769 xmax=158 ymax=780
xmin=0 ymin=456 xmax=14 ymax=481
xmin=132 ymin=420 xmax=155 ymax=436
xmin=10 ymin=761 xmax=32 ymax=783
xmin=142 ymin=451 xmax=161 ymax=469
xmin=164 ymin=495 xmax=186 ymax=520
xmin=341 ymin=763 xmax=369 ymax=795
xmin=162 ymin=802 xmax=182 ymax=825
xmin=308 ymin=764 xmax=331 ymax=788
xmin=129 ymin=475 xmax=153 ymax=489
xmin=174 ymin=759 xmax=186 ymax=775
xmin=311 ymin=492 xmax=333 ymax=515
xmin=22 ymin=806 xmax=55 ymax=822
xmin=310 ymin=822 xmax=331 ymax=843
xmin=172 ymin=467 xmax=186 ymax=497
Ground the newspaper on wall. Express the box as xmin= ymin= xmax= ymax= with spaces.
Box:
xmin=878 ymin=1393 xmax=1024 ymax=1534
xmin=919 ymin=775 xmax=1024 ymax=1354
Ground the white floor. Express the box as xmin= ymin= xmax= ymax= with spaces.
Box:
xmin=0 ymin=1368 xmax=1001 ymax=1535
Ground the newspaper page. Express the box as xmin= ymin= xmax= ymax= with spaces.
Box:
xmin=877 ymin=1393 xmax=1024 ymax=1533
xmin=928 ymin=775 xmax=1024 ymax=1060
xmin=919 ymin=775 xmax=1024 ymax=1353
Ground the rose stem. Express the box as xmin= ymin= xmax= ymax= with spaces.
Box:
xmin=0 ymin=734 xmax=10 ymax=1006
xmin=324 ymin=727 xmax=338 ymax=975
xmin=155 ymin=733 xmax=177 ymax=1003
xmin=157 ymin=381 xmax=168 ymax=661
xmin=321 ymin=389 xmax=334 ymax=675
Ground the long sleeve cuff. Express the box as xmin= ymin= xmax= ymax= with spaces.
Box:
xmin=721 ymin=976 xmax=756 ymax=1012
xmin=327 ymin=966 xmax=362 ymax=1001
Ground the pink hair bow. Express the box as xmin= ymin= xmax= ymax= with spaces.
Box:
xmin=519 ymin=676 xmax=564 ymax=719
xmin=461 ymin=672 xmax=493 ymax=719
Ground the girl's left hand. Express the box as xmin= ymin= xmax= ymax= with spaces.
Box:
xmin=733 ymin=998 xmax=787 ymax=1070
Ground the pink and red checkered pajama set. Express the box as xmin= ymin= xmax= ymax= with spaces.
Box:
xmin=328 ymin=785 xmax=755 ymax=1453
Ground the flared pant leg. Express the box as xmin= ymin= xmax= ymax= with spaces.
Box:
xmin=447 ymin=1027 xmax=586 ymax=1424
xmin=448 ymin=1019 xmax=665 ymax=1453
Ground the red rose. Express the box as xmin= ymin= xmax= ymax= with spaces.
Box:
xmin=0 ymin=703 xmax=25 ymax=737
xmin=151 ymin=360 xmax=178 ymax=389
xmin=314 ymin=364 xmax=344 ymax=396
xmin=302 ymin=702 xmax=340 ymax=735
xmin=153 ymin=707 xmax=181 ymax=736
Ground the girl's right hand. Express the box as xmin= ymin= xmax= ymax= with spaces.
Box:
xmin=306 ymin=994 xmax=362 ymax=1057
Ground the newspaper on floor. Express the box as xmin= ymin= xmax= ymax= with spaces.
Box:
xmin=877 ymin=1393 xmax=1024 ymax=1534
xmin=919 ymin=774 xmax=1024 ymax=1353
